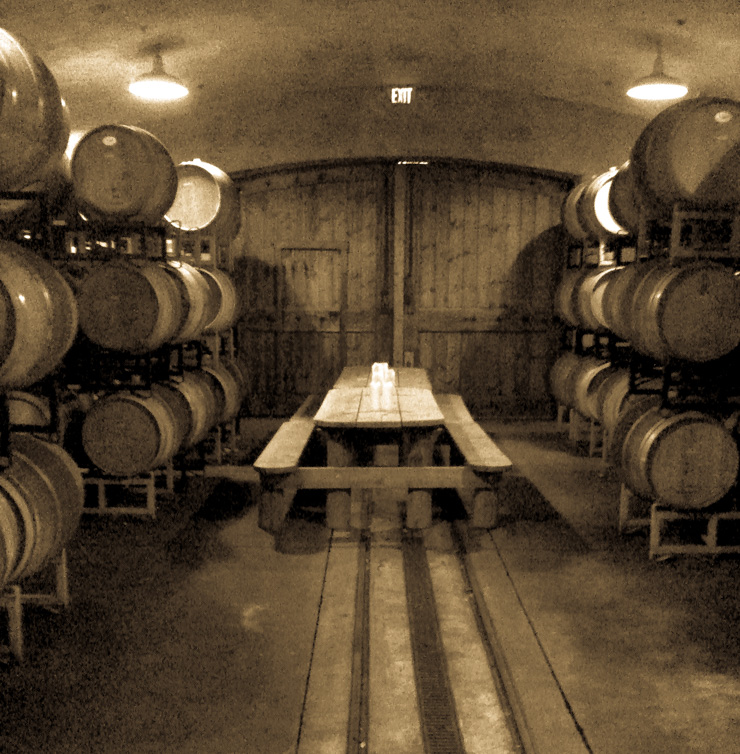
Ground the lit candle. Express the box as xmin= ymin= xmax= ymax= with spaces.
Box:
xmin=370 ymin=376 xmax=381 ymax=408
xmin=381 ymin=378 xmax=395 ymax=409
xmin=387 ymin=368 xmax=396 ymax=385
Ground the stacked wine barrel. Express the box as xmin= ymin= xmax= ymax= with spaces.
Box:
xmin=67 ymin=250 xmax=242 ymax=476
xmin=79 ymin=357 xmax=247 ymax=477
xmin=53 ymin=124 xmax=244 ymax=477
xmin=0 ymin=30 xmax=89 ymax=592
xmin=553 ymin=97 xmax=740 ymax=512
xmin=0 ymin=31 xmax=246 ymax=484
xmin=561 ymin=97 xmax=740 ymax=245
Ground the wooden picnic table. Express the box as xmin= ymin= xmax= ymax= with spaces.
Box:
xmin=314 ymin=366 xmax=450 ymax=528
xmin=253 ymin=365 xmax=512 ymax=533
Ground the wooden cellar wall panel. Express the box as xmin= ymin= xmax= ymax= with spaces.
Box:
xmin=233 ymin=163 xmax=391 ymax=414
xmin=408 ymin=164 xmax=569 ymax=417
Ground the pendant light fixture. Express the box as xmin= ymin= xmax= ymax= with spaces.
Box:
xmin=626 ymin=39 xmax=688 ymax=101
xmin=129 ymin=48 xmax=188 ymax=102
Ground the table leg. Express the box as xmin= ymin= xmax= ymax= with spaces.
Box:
xmin=326 ymin=437 xmax=354 ymax=530
xmin=371 ymin=444 xmax=405 ymax=529
xmin=402 ymin=428 xmax=441 ymax=529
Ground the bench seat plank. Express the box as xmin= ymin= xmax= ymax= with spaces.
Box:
xmin=436 ymin=394 xmax=512 ymax=473
xmin=254 ymin=395 xmax=319 ymax=475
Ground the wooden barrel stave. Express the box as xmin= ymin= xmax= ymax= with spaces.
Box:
xmin=576 ymin=267 xmax=621 ymax=332
xmin=607 ymin=394 xmax=662 ymax=468
xmin=607 ymin=161 xmax=641 ymax=236
xmin=554 ymin=268 xmax=589 ymax=328
xmin=628 ymin=262 xmax=676 ymax=361
xmin=178 ymin=371 xmax=221 ymax=445
xmin=7 ymin=391 xmax=52 ymax=427
xmin=600 ymin=260 xmax=660 ymax=344
xmin=561 ymin=181 xmax=591 ymax=242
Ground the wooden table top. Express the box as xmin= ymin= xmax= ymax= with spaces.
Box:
xmin=314 ymin=366 xmax=444 ymax=429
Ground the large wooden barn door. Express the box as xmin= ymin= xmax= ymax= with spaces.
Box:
xmin=404 ymin=163 xmax=570 ymax=417
xmin=233 ymin=164 xmax=392 ymax=415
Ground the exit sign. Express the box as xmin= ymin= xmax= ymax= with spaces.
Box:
xmin=391 ymin=87 xmax=413 ymax=103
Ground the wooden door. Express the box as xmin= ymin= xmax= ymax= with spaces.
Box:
xmin=404 ymin=163 xmax=571 ymax=417
xmin=233 ymin=163 xmax=391 ymax=414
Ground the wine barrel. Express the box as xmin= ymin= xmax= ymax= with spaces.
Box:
xmin=0 ymin=435 xmax=83 ymax=587
xmin=629 ymin=260 xmax=740 ymax=362
xmin=0 ymin=484 xmax=22 ymax=590
xmin=180 ymin=370 xmax=221 ymax=444
xmin=621 ymin=407 xmax=739 ymax=509
xmin=572 ymin=358 xmax=619 ymax=421
xmin=161 ymin=261 xmax=212 ymax=343
xmin=607 ymin=161 xmax=641 ymax=236
xmin=605 ymin=392 xmax=662 ymax=467
xmin=222 ymin=357 xmax=248 ymax=406
xmin=595 ymin=369 xmax=629 ymax=430
xmin=0 ymin=241 xmax=79 ymax=389
xmin=70 ymin=124 xmax=177 ymax=224
xmin=598 ymin=370 xmax=664 ymax=445
xmin=577 ymin=168 xmax=632 ymax=241
xmin=599 ymin=260 xmax=660 ymax=343
xmin=0 ymin=158 xmax=73 ymax=226
xmin=554 ymin=268 xmax=589 ymax=327
xmin=77 ymin=260 xmax=183 ymax=354
xmin=202 ymin=361 xmax=244 ymax=424
xmin=198 ymin=267 xmax=239 ymax=333
xmin=1 ymin=446 xmax=62 ymax=578
xmin=150 ymin=371 xmax=221 ymax=451
xmin=549 ymin=351 xmax=583 ymax=409
xmin=561 ymin=180 xmax=591 ymax=242
xmin=149 ymin=384 xmax=190 ymax=454
xmin=12 ymin=433 xmax=84 ymax=548
xmin=575 ymin=266 xmax=621 ymax=332
xmin=81 ymin=392 xmax=179 ymax=476
xmin=0 ymin=29 xmax=70 ymax=191
xmin=7 ymin=392 xmax=52 ymax=427
xmin=630 ymin=97 xmax=740 ymax=214
xmin=165 ymin=160 xmax=241 ymax=242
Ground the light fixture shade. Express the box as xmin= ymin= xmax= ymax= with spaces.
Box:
xmin=626 ymin=40 xmax=687 ymax=101
xmin=129 ymin=52 xmax=188 ymax=102
xmin=626 ymin=77 xmax=688 ymax=101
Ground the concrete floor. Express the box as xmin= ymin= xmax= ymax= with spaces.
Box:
xmin=0 ymin=419 xmax=739 ymax=753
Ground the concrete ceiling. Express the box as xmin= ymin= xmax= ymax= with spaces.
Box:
xmin=3 ymin=0 xmax=740 ymax=176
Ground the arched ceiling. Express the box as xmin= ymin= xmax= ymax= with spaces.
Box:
xmin=2 ymin=0 xmax=739 ymax=176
